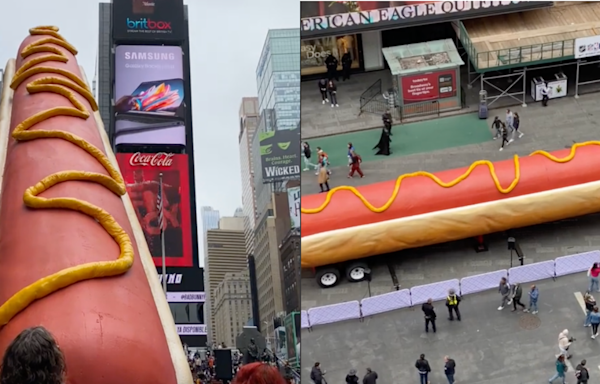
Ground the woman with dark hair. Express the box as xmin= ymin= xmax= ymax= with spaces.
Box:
xmin=232 ymin=362 xmax=286 ymax=384
xmin=0 ymin=326 xmax=65 ymax=384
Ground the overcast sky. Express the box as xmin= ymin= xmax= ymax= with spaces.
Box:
xmin=0 ymin=0 xmax=298 ymax=267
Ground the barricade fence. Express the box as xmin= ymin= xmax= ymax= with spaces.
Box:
xmin=301 ymin=250 xmax=600 ymax=329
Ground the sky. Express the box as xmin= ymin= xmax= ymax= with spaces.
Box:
xmin=0 ymin=0 xmax=298 ymax=266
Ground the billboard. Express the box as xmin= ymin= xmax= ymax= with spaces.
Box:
xmin=300 ymin=1 xmax=553 ymax=37
xmin=301 ymin=35 xmax=361 ymax=76
xmin=112 ymin=0 xmax=185 ymax=42
xmin=287 ymin=187 xmax=300 ymax=229
xmin=401 ymin=70 xmax=456 ymax=103
xmin=575 ymin=35 xmax=600 ymax=59
xmin=260 ymin=128 xmax=301 ymax=183
xmin=176 ymin=324 xmax=207 ymax=336
xmin=114 ymin=45 xmax=186 ymax=147
xmin=116 ymin=152 xmax=193 ymax=267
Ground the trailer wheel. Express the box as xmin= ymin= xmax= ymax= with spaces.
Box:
xmin=345 ymin=262 xmax=368 ymax=283
xmin=316 ymin=268 xmax=340 ymax=288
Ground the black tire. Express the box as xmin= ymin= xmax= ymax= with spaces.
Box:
xmin=315 ymin=267 xmax=340 ymax=288
xmin=345 ymin=262 xmax=368 ymax=283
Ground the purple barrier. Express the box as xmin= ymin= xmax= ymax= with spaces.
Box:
xmin=360 ymin=289 xmax=411 ymax=316
xmin=300 ymin=310 xmax=310 ymax=329
xmin=410 ymin=279 xmax=460 ymax=305
xmin=555 ymin=251 xmax=600 ymax=277
xmin=509 ymin=260 xmax=555 ymax=283
xmin=460 ymin=270 xmax=507 ymax=295
xmin=307 ymin=301 xmax=361 ymax=326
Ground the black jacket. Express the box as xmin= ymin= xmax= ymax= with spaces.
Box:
xmin=342 ymin=53 xmax=352 ymax=68
xmin=318 ymin=80 xmax=327 ymax=92
xmin=445 ymin=359 xmax=456 ymax=375
xmin=310 ymin=367 xmax=323 ymax=383
xmin=576 ymin=364 xmax=589 ymax=381
xmin=415 ymin=358 xmax=431 ymax=373
xmin=303 ymin=145 xmax=312 ymax=159
xmin=362 ymin=371 xmax=378 ymax=384
xmin=585 ymin=298 xmax=596 ymax=312
xmin=422 ymin=303 xmax=436 ymax=319
xmin=346 ymin=374 xmax=359 ymax=384
xmin=325 ymin=55 xmax=338 ymax=69
xmin=327 ymin=82 xmax=337 ymax=93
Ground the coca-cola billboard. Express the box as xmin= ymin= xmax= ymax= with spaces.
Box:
xmin=116 ymin=153 xmax=193 ymax=267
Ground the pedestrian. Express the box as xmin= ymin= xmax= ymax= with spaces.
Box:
xmin=362 ymin=367 xmax=378 ymax=384
xmin=421 ymin=298 xmax=437 ymax=333
xmin=382 ymin=110 xmax=393 ymax=135
xmin=498 ymin=123 xmax=510 ymax=151
xmin=345 ymin=369 xmax=359 ymax=384
xmin=525 ymin=284 xmax=539 ymax=314
xmin=310 ymin=362 xmax=324 ymax=384
xmin=505 ymin=109 xmax=514 ymax=132
xmin=316 ymin=147 xmax=331 ymax=175
xmin=347 ymin=142 xmax=355 ymax=164
xmin=327 ymin=80 xmax=339 ymax=108
xmin=444 ymin=356 xmax=456 ymax=384
xmin=511 ymin=282 xmax=526 ymax=312
xmin=583 ymin=292 xmax=596 ymax=327
xmin=341 ymin=51 xmax=352 ymax=81
xmin=590 ymin=306 xmax=600 ymax=339
xmin=558 ymin=329 xmax=573 ymax=359
xmin=498 ymin=277 xmax=512 ymax=310
xmin=549 ymin=355 xmax=567 ymax=384
xmin=317 ymin=159 xmax=330 ymax=193
xmin=575 ymin=359 xmax=590 ymax=384
xmin=445 ymin=288 xmax=461 ymax=321
xmin=587 ymin=263 xmax=600 ymax=292
xmin=318 ymin=79 xmax=329 ymax=105
xmin=415 ymin=354 xmax=431 ymax=384
xmin=491 ymin=116 xmax=502 ymax=139
xmin=510 ymin=112 xmax=524 ymax=141
xmin=302 ymin=142 xmax=319 ymax=172
xmin=348 ymin=150 xmax=364 ymax=179
xmin=325 ymin=54 xmax=338 ymax=81
xmin=541 ymin=82 xmax=549 ymax=107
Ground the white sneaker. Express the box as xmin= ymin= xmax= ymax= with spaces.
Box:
xmin=331 ymin=104 xmax=334 ymax=108
xmin=519 ymin=133 xmax=524 ymax=138
xmin=303 ymin=168 xmax=309 ymax=171
xmin=498 ymin=306 xmax=504 ymax=310
xmin=336 ymin=104 xmax=339 ymax=107
xmin=499 ymin=147 xmax=503 ymax=151
xmin=322 ymin=100 xmax=325 ymax=104
xmin=493 ymin=137 xmax=498 ymax=140
xmin=592 ymin=335 xmax=596 ymax=339
xmin=507 ymin=300 xmax=512 ymax=305
xmin=509 ymin=139 xmax=514 ymax=143
xmin=325 ymin=99 xmax=329 ymax=102
xmin=532 ymin=311 xmax=538 ymax=314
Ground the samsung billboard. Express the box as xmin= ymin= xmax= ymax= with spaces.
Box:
xmin=114 ymin=45 xmax=186 ymax=148
xmin=112 ymin=0 xmax=185 ymax=41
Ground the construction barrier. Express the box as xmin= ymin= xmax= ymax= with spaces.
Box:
xmin=301 ymin=250 xmax=600 ymax=329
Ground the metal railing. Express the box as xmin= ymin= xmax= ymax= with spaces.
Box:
xmin=359 ymin=79 xmax=382 ymax=110
xmin=400 ymin=100 xmax=440 ymax=120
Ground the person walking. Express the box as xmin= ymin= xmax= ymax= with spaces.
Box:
xmin=325 ymin=54 xmax=338 ymax=81
xmin=382 ymin=110 xmax=393 ymax=135
xmin=498 ymin=277 xmax=512 ymax=310
xmin=302 ymin=142 xmax=319 ymax=172
xmin=311 ymin=362 xmax=325 ymax=384
xmin=362 ymin=368 xmax=378 ymax=384
xmin=422 ymin=298 xmax=437 ymax=333
xmin=588 ymin=263 xmax=600 ymax=292
xmin=348 ymin=150 xmax=364 ymax=179
xmin=525 ymin=284 xmax=539 ymax=314
xmin=345 ymin=369 xmax=359 ymax=384
xmin=318 ymin=79 xmax=329 ymax=105
xmin=491 ymin=116 xmax=503 ymax=139
xmin=558 ymin=329 xmax=573 ymax=359
xmin=575 ymin=359 xmax=590 ymax=384
xmin=583 ymin=292 xmax=596 ymax=327
xmin=511 ymin=282 xmax=526 ymax=312
xmin=549 ymin=355 xmax=567 ymax=384
xmin=341 ymin=51 xmax=352 ymax=81
xmin=445 ymin=288 xmax=461 ymax=321
xmin=327 ymin=80 xmax=339 ymax=108
xmin=505 ymin=109 xmax=514 ymax=132
xmin=510 ymin=112 xmax=524 ymax=142
xmin=316 ymin=147 xmax=331 ymax=175
xmin=590 ymin=306 xmax=600 ymax=339
xmin=499 ymin=123 xmax=510 ymax=151
xmin=317 ymin=158 xmax=330 ymax=193
xmin=444 ymin=356 xmax=456 ymax=384
xmin=541 ymin=82 xmax=549 ymax=107
xmin=415 ymin=354 xmax=431 ymax=384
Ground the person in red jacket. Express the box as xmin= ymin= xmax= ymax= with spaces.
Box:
xmin=348 ymin=146 xmax=364 ymax=178
xmin=588 ymin=262 xmax=600 ymax=292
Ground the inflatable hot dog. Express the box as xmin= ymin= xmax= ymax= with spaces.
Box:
xmin=301 ymin=142 xmax=600 ymax=268
xmin=0 ymin=27 xmax=190 ymax=383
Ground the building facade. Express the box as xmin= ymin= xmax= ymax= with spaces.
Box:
xmin=205 ymin=218 xmax=247 ymax=344
xmin=213 ymin=272 xmax=253 ymax=348
xmin=279 ymin=228 xmax=301 ymax=313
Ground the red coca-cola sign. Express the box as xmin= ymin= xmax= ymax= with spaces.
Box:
xmin=129 ymin=152 xmax=174 ymax=167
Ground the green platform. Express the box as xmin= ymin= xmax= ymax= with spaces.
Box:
xmin=305 ymin=113 xmax=492 ymax=167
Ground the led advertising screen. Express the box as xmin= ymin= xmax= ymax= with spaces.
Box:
xmin=260 ymin=128 xmax=301 ymax=184
xmin=112 ymin=0 xmax=185 ymax=41
xmin=116 ymin=152 xmax=193 ymax=267
xmin=114 ymin=45 xmax=186 ymax=147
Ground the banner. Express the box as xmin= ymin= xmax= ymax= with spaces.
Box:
xmin=300 ymin=1 xmax=553 ymax=37
xmin=112 ymin=0 xmax=185 ymax=41
xmin=260 ymin=128 xmax=301 ymax=183
xmin=166 ymin=292 xmax=206 ymax=302
xmin=401 ymin=70 xmax=456 ymax=103
xmin=575 ymin=35 xmax=600 ymax=59
xmin=287 ymin=187 xmax=300 ymax=229
xmin=114 ymin=45 xmax=186 ymax=147
xmin=176 ymin=324 xmax=207 ymax=336
xmin=117 ymin=153 xmax=193 ymax=267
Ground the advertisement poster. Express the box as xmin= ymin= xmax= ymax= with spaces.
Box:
xmin=575 ymin=35 xmax=600 ymax=59
xmin=401 ymin=70 xmax=456 ymax=103
xmin=300 ymin=1 xmax=552 ymax=37
xmin=260 ymin=128 xmax=301 ymax=183
xmin=301 ymin=35 xmax=361 ymax=76
xmin=176 ymin=324 xmax=207 ymax=336
xmin=112 ymin=0 xmax=185 ymax=41
xmin=116 ymin=152 xmax=193 ymax=267
xmin=287 ymin=187 xmax=300 ymax=229
xmin=156 ymin=266 xmax=204 ymax=291
xmin=114 ymin=45 xmax=186 ymax=146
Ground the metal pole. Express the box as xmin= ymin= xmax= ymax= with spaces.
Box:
xmin=510 ymin=249 xmax=513 ymax=268
xmin=160 ymin=172 xmax=167 ymax=295
xmin=522 ymin=67 xmax=527 ymax=107
xmin=575 ymin=60 xmax=580 ymax=99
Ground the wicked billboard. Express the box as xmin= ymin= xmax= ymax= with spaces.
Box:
xmin=260 ymin=128 xmax=301 ymax=184
xmin=300 ymin=1 xmax=553 ymax=38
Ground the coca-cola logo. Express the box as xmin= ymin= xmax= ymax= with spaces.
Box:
xmin=130 ymin=152 xmax=174 ymax=167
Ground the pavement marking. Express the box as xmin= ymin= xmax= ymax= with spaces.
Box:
xmin=574 ymin=291 xmax=587 ymax=314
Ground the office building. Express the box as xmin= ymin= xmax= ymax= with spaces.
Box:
xmin=279 ymin=228 xmax=301 ymax=313
xmin=234 ymin=207 xmax=244 ymax=217
xmin=201 ymin=206 xmax=221 ymax=234
xmin=238 ymin=97 xmax=260 ymax=254
xmin=205 ymin=217 xmax=247 ymax=343
xmin=213 ymin=272 xmax=253 ymax=347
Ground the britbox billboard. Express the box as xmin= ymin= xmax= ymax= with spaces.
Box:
xmin=260 ymin=128 xmax=301 ymax=183
xmin=112 ymin=0 xmax=185 ymax=41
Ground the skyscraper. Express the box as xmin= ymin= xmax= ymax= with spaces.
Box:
xmin=213 ymin=271 xmax=253 ymax=347
xmin=201 ymin=206 xmax=221 ymax=235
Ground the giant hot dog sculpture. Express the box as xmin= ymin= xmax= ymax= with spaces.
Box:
xmin=301 ymin=142 xmax=600 ymax=268
xmin=0 ymin=27 xmax=190 ymax=383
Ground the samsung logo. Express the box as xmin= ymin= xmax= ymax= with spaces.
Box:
xmin=124 ymin=52 xmax=176 ymax=60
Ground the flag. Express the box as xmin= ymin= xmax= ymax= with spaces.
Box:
xmin=157 ymin=176 xmax=166 ymax=232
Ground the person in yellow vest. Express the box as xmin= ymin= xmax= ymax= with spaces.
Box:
xmin=446 ymin=288 xmax=462 ymax=321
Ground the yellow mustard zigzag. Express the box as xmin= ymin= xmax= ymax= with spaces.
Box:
xmin=0 ymin=26 xmax=134 ymax=326
xmin=301 ymin=141 xmax=600 ymax=215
